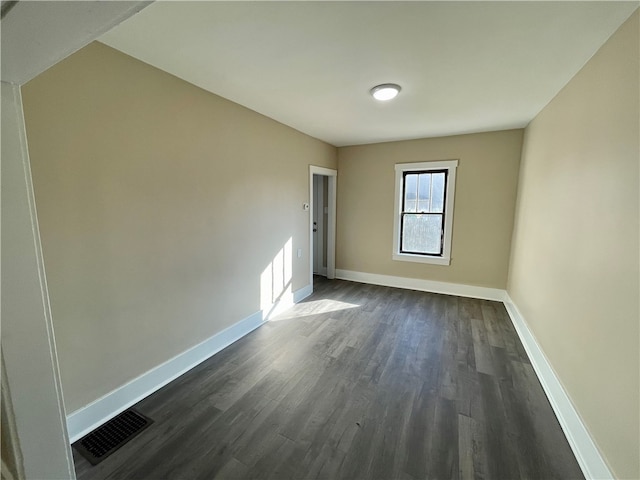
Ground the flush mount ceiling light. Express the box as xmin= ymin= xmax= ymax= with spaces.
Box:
xmin=370 ymin=83 xmax=401 ymax=101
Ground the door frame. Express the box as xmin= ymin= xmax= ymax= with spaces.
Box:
xmin=309 ymin=166 xmax=337 ymax=288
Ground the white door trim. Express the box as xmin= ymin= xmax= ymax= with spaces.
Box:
xmin=309 ymin=166 xmax=337 ymax=287
xmin=2 ymin=82 xmax=76 ymax=479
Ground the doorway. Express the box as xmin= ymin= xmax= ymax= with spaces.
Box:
xmin=313 ymin=174 xmax=327 ymax=277
xmin=309 ymin=166 xmax=337 ymax=289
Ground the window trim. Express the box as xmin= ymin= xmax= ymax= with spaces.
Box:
xmin=393 ymin=160 xmax=458 ymax=266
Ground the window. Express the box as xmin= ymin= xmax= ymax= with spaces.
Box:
xmin=393 ymin=160 xmax=458 ymax=265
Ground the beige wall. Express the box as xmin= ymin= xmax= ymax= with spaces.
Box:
xmin=337 ymin=130 xmax=523 ymax=289
xmin=22 ymin=42 xmax=337 ymax=413
xmin=508 ymin=11 xmax=639 ymax=479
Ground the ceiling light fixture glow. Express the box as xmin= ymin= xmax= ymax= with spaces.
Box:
xmin=370 ymin=83 xmax=401 ymax=101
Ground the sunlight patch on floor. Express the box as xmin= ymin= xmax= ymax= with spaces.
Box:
xmin=270 ymin=298 xmax=360 ymax=322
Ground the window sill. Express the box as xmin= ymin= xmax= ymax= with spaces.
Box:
xmin=392 ymin=253 xmax=451 ymax=266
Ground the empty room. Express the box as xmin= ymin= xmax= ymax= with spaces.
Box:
xmin=2 ymin=2 xmax=638 ymax=480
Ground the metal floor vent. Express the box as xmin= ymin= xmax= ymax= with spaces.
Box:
xmin=73 ymin=408 xmax=153 ymax=465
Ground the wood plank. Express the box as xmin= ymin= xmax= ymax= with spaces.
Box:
xmin=457 ymin=414 xmax=475 ymax=480
xmin=471 ymin=318 xmax=495 ymax=376
xmin=481 ymin=302 xmax=505 ymax=348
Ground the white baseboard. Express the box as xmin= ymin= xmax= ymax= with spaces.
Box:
xmin=262 ymin=284 xmax=313 ymax=321
xmin=293 ymin=283 xmax=313 ymax=303
xmin=503 ymin=296 xmax=613 ymax=480
xmin=314 ymin=267 xmax=328 ymax=276
xmin=335 ymin=269 xmax=506 ymax=302
xmin=67 ymin=284 xmax=312 ymax=443
xmin=66 ymin=310 xmax=264 ymax=443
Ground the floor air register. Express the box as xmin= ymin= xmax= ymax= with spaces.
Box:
xmin=72 ymin=408 xmax=153 ymax=465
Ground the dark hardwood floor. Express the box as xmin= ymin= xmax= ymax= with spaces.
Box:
xmin=74 ymin=277 xmax=583 ymax=479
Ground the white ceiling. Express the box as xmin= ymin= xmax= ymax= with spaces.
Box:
xmin=1 ymin=0 xmax=150 ymax=85
xmin=100 ymin=1 xmax=638 ymax=147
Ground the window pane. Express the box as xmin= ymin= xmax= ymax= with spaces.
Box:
xmin=404 ymin=174 xmax=418 ymax=212
xmin=417 ymin=174 xmax=431 ymax=211
xmin=402 ymin=214 xmax=443 ymax=254
xmin=431 ymin=172 xmax=445 ymax=213
xmin=417 ymin=200 xmax=430 ymax=212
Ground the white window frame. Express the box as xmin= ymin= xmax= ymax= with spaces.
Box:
xmin=393 ymin=160 xmax=458 ymax=266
